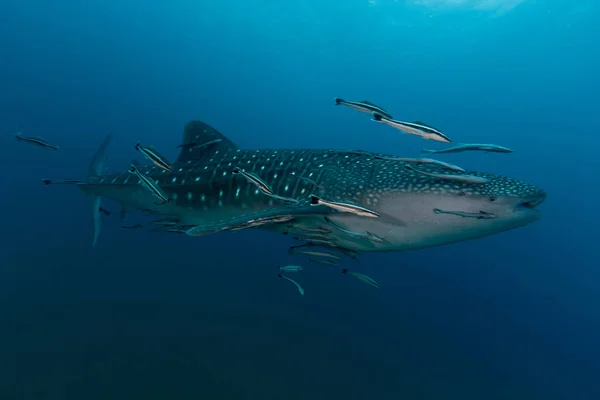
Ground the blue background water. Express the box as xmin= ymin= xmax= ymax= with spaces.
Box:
xmin=1 ymin=1 xmax=598 ymax=399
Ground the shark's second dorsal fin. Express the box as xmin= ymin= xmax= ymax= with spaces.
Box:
xmin=176 ymin=120 xmax=238 ymax=162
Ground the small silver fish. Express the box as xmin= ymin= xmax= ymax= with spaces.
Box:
xmin=323 ymin=216 xmax=387 ymax=244
xmin=405 ymin=165 xmax=488 ymax=184
xmin=422 ymin=143 xmax=513 ymax=154
xmin=334 ymin=98 xmax=393 ymax=119
xmin=374 ymin=156 xmax=465 ymax=172
xmin=135 ymin=143 xmax=172 ymax=172
xmin=278 ymin=265 xmax=304 ymax=273
xmin=15 ymin=134 xmax=59 ymax=150
xmin=433 ymin=208 xmax=497 ymax=219
xmin=128 ymin=163 xmax=170 ymax=205
xmin=278 ymin=274 xmax=305 ymax=296
xmin=310 ymin=195 xmax=380 ymax=218
xmin=372 ymin=113 xmax=451 ymax=143
xmin=342 ymin=269 xmax=381 ymax=289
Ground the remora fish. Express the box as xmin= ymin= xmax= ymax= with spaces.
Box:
xmin=372 ymin=113 xmax=451 ymax=143
xmin=405 ymin=165 xmax=488 ymax=184
xmin=233 ymin=167 xmax=299 ymax=204
xmin=422 ymin=143 xmax=513 ymax=154
xmin=373 ymin=156 xmax=465 ymax=172
xmin=45 ymin=120 xmax=545 ymax=251
xmin=342 ymin=269 xmax=381 ymax=289
xmin=334 ymin=98 xmax=393 ymax=119
xmin=278 ymin=274 xmax=305 ymax=296
xmin=42 ymin=179 xmax=80 ymax=185
xmin=324 ymin=216 xmax=386 ymax=244
xmin=433 ymin=208 xmax=497 ymax=219
xmin=15 ymin=134 xmax=59 ymax=150
xmin=177 ymin=138 xmax=222 ymax=149
xmin=135 ymin=143 xmax=173 ymax=172
xmin=310 ymin=195 xmax=380 ymax=218
xmin=278 ymin=265 xmax=304 ymax=272
xmin=289 ymin=249 xmax=343 ymax=260
xmin=128 ymin=162 xmax=171 ymax=205
xmin=309 ymin=258 xmax=339 ymax=266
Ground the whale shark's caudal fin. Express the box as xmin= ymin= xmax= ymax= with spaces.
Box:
xmin=88 ymin=134 xmax=111 ymax=247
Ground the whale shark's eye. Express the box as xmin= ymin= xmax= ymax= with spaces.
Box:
xmin=489 ymin=196 xmax=496 ymax=202
xmin=459 ymin=191 xmax=466 ymax=196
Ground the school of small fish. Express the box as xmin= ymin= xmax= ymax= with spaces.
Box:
xmin=16 ymin=96 xmax=515 ymax=297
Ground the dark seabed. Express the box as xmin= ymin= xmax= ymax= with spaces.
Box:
xmin=1 ymin=0 xmax=599 ymax=399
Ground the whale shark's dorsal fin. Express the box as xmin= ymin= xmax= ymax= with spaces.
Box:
xmin=176 ymin=120 xmax=238 ymax=163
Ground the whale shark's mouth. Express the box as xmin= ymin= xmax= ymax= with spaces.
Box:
xmin=518 ymin=193 xmax=547 ymax=209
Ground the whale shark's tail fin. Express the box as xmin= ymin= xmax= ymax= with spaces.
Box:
xmin=88 ymin=135 xmax=111 ymax=247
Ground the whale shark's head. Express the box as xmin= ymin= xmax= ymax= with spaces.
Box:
xmin=321 ymin=160 xmax=546 ymax=252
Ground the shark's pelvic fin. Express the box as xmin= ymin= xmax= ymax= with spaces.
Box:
xmin=176 ymin=120 xmax=238 ymax=163
xmin=88 ymin=134 xmax=111 ymax=247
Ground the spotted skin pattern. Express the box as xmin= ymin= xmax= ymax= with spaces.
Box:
xmin=74 ymin=121 xmax=545 ymax=252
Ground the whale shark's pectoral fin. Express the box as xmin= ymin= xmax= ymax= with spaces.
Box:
xmin=186 ymin=207 xmax=321 ymax=237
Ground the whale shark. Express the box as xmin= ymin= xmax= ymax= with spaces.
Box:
xmin=48 ymin=120 xmax=546 ymax=251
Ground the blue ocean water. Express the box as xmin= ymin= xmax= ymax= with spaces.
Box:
xmin=0 ymin=0 xmax=598 ymax=399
